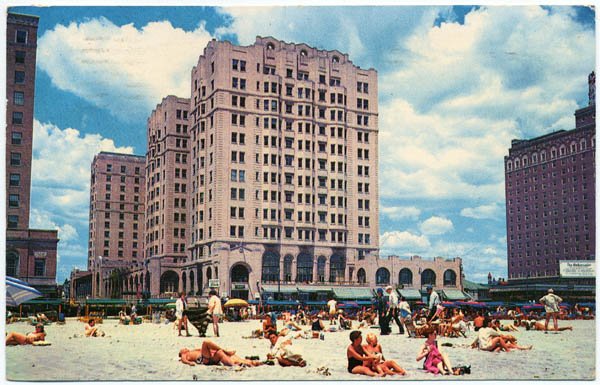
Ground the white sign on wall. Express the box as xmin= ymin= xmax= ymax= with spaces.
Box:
xmin=559 ymin=261 xmax=595 ymax=278
xmin=208 ymin=279 xmax=220 ymax=288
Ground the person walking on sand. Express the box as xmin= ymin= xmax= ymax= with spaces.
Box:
xmin=385 ymin=286 xmax=404 ymax=334
xmin=327 ymin=297 xmax=337 ymax=325
xmin=207 ymin=289 xmax=223 ymax=337
xmin=176 ymin=291 xmax=191 ymax=337
xmin=376 ymin=288 xmax=391 ymax=335
xmin=540 ymin=288 xmax=562 ymax=333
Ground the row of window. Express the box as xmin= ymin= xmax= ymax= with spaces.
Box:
xmin=507 ymin=137 xmax=594 ymax=171
xmin=105 ymin=164 xmax=142 ymax=174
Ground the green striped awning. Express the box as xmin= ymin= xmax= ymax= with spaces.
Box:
xmin=297 ymin=285 xmax=333 ymax=293
xmin=398 ymin=289 xmax=422 ymax=300
xmin=332 ymin=287 xmax=374 ymax=300
xmin=22 ymin=299 xmax=63 ymax=305
xmin=261 ymin=284 xmax=298 ymax=294
xmin=442 ymin=289 xmax=470 ymax=301
xmin=85 ymin=299 xmax=127 ymax=305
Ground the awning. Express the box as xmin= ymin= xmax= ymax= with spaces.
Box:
xmin=398 ymin=289 xmax=421 ymax=300
xmin=143 ymin=299 xmax=176 ymax=305
xmin=332 ymin=287 xmax=373 ymax=300
xmin=297 ymin=285 xmax=332 ymax=293
xmin=266 ymin=300 xmax=300 ymax=306
xmin=22 ymin=298 xmax=63 ymax=305
xmin=85 ymin=299 xmax=127 ymax=306
xmin=260 ymin=284 xmax=297 ymax=294
xmin=442 ymin=289 xmax=470 ymax=301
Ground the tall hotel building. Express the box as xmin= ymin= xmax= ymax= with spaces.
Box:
xmin=144 ymin=96 xmax=191 ymax=294
xmin=504 ymin=72 xmax=595 ymax=285
xmin=6 ymin=13 xmax=58 ymax=294
xmin=87 ymin=152 xmax=146 ymax=297
xmin=180 ymin=37 xmax=379 ymax=298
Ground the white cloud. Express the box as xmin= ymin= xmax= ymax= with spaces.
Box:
xmin=380 ymin=231 xmax=431 ymax=252
xmin=38 ymin=18 xmax=214 ymax=121
xmin=379 ymin=6 xmax=593 ymax=202
xmin=30 ymin=209 xmax=78 ymax=242
xmin=380 ymin=205 xmax=421 ymax=221
xmin=419 ymin=216 xmax=454 ymax=235
xmin=460 ymin=203 xmax=504 ymax=220
xmin=32 ymin=120 xmax=133 ymax=224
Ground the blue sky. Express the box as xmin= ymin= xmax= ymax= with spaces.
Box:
xmin=10 ymin=5 xmax=595 ymax=284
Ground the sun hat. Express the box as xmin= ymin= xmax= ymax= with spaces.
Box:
xmin=385 ymin=285 xmax=393 ymax=291
xmin=376 ymin=288 xmax=384 ymax=294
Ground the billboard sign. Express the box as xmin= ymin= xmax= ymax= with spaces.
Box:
xmin=559 ymin=260 xmax=595 ymax=278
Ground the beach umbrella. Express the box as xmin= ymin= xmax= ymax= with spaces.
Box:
xmin=223 ymin=298 xmax=249 ymax=308
xmin=442 ymin=301 xmax=458 ymax=308
xmin=6 ymin=276 xmax=42 ymax=307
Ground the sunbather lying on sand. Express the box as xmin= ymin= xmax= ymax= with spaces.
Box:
xmin=179 ymin=340 xmax=263 ymax=367
xmin=85 ymin=319 xmax=105 ymax=337
xmin=531 ymin=321 xmax=573 ymax=332
xmin=6 ymin=324 xmax=46 ymax=346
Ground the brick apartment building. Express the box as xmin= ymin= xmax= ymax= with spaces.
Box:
xmin=495 ymin=73 xmax=596 ymax=301
xmin=6 ymin=13 xmax=58 ymax=295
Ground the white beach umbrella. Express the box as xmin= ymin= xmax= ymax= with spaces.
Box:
xmin=6 ymin=276 xmax=42 ymax=306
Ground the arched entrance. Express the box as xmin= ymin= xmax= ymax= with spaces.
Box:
xmin=376 ymin=267 xmax=390 ymax=285
xmin=357 ymin=268 xmax=366 ymax=284
xmin=421 ymin=269 xmax=436 ymax=287
xmin=230 ymin=264 xmax=250 ymax=300
xmin=329 ymin=254 xmax=346 ymax=283
xmin=189 ymin=270 xmax=195 ymax=295
xmin=443 ymin=269 xmax=457 ymax=286
xmin=160 ymin=270 xmax=179 ymax=294
xmin=317 ymin=256 xmax=326 ymax=282
xmin=399 ymin=268 xmax=413 ymax=286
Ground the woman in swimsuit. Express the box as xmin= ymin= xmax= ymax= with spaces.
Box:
xmin=179 ymin=340 xmax=262 ymax=367
xmin=363 ymin=333 xmax=406 ymax=375
xmin=6 ymin=324 xmax=46 ymax=346
xmin=346 ymin=330 xmax=382 ymax=377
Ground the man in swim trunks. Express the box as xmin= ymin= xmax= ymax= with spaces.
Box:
xmin=179 ymin=340 xmax=262 ymax=366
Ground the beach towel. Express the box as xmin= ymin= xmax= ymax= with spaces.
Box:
xmin=32 ymin=340 xmax=51 ymax=346
xmin=423 ymin=343 xmax=444 ymax=374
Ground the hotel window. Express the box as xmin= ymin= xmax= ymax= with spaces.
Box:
xmin=12 ymin=112 xmax=23 ymax=124
xmin=15 ymin=71 xmax=25 ymax=84
xmin=15 ymin=50 xmax=26 ymax=64
xmin=11 ymin=132 xmax=22 ymax=145
xmin=13 ymin=91 xmax=24 ymax=106
xmin=10 ymin=152 xmax=21 ymax=166
xmin=9 ymin=173 xmax=20 ymax=186
xmin=34 ymin=259 xmax=46 ymax=276
xmin=9 ymin=194 xmax=20 ymax=208
xmin=16 ymin=30 xmax=27 ymax=44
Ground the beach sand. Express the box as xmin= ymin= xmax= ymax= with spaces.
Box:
xmin=5 ymin=318 xmax=594 ymax=381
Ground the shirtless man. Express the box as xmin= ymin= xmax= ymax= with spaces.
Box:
xmin=85 ymin=319 xmax=105 ymax=337
xmin=363 ymin=333 xmax=406 ymax=375
xmin=179 ymin=340 xmax=262 ymax=367
xmin=6 ymin=324 xmax=46 ymax=346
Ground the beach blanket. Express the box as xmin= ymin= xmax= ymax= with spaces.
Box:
xmin=32 ymin=340 xmax=52 ymax=346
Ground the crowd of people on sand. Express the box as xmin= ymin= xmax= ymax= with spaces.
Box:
xmin=6 ymin=287 xmax=586 ymax=377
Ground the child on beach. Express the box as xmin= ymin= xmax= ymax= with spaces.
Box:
xmin=179 ymin=340 xmax=262 ymax=367
xmin=346 ymin=330 xmax=382 ymax=377
xmin=363 ymin=333 xmax=406 ymax=375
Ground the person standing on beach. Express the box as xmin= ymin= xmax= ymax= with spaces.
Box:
xmin=327 ymin=298 xmax=337 ymax=325
xmin=385 ymin=286 xmax=404 ymax=334
xmin=426 ymin=286 xmax=441 ymax=323
xmin=207 ymin=289 xmax=223 ymax=337
xmin=376 ymin=288 xmax=391 ymax=335
xmin=539 ymin=289 xmax=563 ymax=333
xmin=176 ymin=292 xmax=191 ymax=337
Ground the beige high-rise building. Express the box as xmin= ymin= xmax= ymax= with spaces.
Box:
xmin=144 ymin=96 xmax=191 ymax=294
xmin=88 ymin=152 xmax=146 ymax=297
xmin=174 ymin=36 xmax=380 ymax=299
